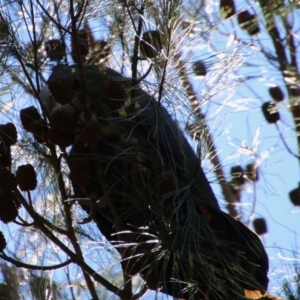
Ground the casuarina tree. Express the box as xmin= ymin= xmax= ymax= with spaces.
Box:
xmin=0 ymin=0 xmax=297 ymax=299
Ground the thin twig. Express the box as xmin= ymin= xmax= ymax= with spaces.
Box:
xmin=146 ymin=4 xmax=239 ymax=218
xmin=275 ymin=123 xmax=300 ymax=159
xmin=258 ymin=2 xmax=300 ymax=163
xmin=131 ymin=1 xmax=145 ymax=98
xmin=0 ymin=253 xmax=72 ymax=271
xmin=13 ymin=187 xmax=125 ymax=297
xmin=175 ymin=53 xmax=238 ymax=218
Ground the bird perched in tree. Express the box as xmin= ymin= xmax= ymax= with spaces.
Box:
xmin=41 ymin=64 xmax=271 ymax=300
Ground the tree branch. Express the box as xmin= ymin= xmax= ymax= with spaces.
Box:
xmin=0 ymin=253 xmax=72 ymax=271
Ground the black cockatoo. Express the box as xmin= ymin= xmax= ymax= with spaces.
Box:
xmin=41 ymin=64 xmax=270 ymax=300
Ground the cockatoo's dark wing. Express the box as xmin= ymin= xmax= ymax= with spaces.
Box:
xmin=46 ymin=64 xmax=220 ymax=208
xmin=43 ymin=64 xmax=269 ymax=300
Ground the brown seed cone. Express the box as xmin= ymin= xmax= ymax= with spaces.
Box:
xmin=253 ymin=218 xmax=268 ymax=235
xmin=50 ymin=105 xmax=78 ymax=133
xmin=47 ymin=127 xmax=74 ymax=148
xmin=238 ymin=10 xmax=254 ymax=26
xmin=230 ymin=165 xmax=245 ymax=186
xmin=71 ymin=29 xmax=89 ymax=63
xmin=0 ymin=166 xmax=17 ymax=192
xmin=0 ymin=231 xmax=6 ymax=251
xmin=0 ymin=123 xmax=17 ymax=146
xmin=78 ymin=120 xmax=102 ymax=144
xmin=45 ymin=39 xmax=66 ymax=61
xmin=0 ymin=192 xmax=18 ymax=223
xmin=269 ymin=86 xmax=284 ymax=102
xmin=220 ymin=0 xmax=236 ymax=19
xmin=157 ymin=171 xmax=177 ymax=200
xmin=102 ymin=80 xmax=127 ymax=108
xmin=262 ymin=101 xmax=280 ymax=124
xmin=0 ymin=144 xmax=11 ymax=169
xmin=245 ymin=163 xmax=259 ymax=182
xmin=131 ymin=163 xmax=150 ymax=186
xmin=20 ymin=106 xmax=42 ymax=132
xmin=48 ymin=77 xmax=75 ymax=105
xmin=0 ymin=14 xmax=9 ymax=40
xmin=193 ymin=60 xmax=207 ymax=76
xmin=16 ymin=164 xmax=37 ymax=191
xmin=289 ymin=186 xmax=300 ymax=206
xmin=237 ymin=10 xmax=259 ymax=36
xmin=140 ymin=30 xmax=162 ymax=58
